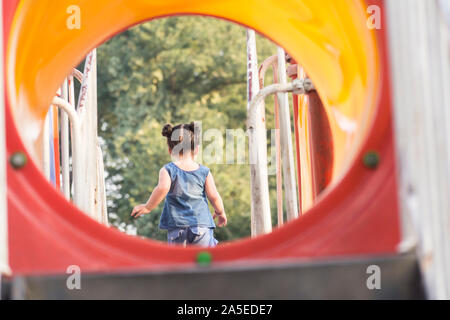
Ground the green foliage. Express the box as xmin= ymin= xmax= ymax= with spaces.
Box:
xmin=97 ymin=16 xmax=279 ymax=242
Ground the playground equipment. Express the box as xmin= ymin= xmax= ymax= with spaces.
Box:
xmin=247 ymin=34 xmax=301 ymax=235
xmin=50 ymin=50 xmax=108 ymax=224
xmin=1 ymin=0 xmax=449 ymax=299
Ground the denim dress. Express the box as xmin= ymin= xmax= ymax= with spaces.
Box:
xmin=159 ymin=162 xmax=218 ymax=247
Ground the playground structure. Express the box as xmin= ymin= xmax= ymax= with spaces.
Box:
xmin=1 ymin=0 xmax=449 ymax=299
xmin=50 ymin=50 xmax=108 ymax=225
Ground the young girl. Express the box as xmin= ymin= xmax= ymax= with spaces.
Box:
xmin=131 ymin=122 xmax=227 ymax=247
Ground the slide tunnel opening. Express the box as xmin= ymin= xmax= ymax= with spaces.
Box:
xmin=6 ymin=0 xmax=383 ymax=269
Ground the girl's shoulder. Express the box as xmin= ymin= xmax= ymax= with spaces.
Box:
xmin=164 ymin=162 xmax=175 ymax=168
xmin=198 ymin=163 xmax=210 ymax=174
xmin=162 ymin=162 xmax=176 ymax=178
xmin=163 ymin=162 xmax=174 ymax=171
xmin=196 ymin=164 xmax=210 ymax=183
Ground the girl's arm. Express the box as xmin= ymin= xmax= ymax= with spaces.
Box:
xmin=205 ymin=172 xmax=227 ymax=227
xmin=131 ymin=167 xmax=171 ymax=218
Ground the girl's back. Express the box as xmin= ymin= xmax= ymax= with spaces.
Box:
xmin=159 ymin=161 xmax=215 ymax=230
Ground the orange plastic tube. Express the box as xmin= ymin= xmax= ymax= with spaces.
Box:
xmin=7 ymin=0 xmax=379 ymax=185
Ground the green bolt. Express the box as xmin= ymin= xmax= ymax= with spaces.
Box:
xmin=196 ymin=251 xmax=212 ymax=266
xmin=9 ymin=151 xmax=28 ymax=169
xmin=363 ymin=151 xmax=380 ymax=169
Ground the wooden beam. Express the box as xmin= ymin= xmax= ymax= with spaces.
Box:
xmin=276 ymin=47 xmax=298 ymax=221
xmin=246 ymin=29 xmax=272 ymax=236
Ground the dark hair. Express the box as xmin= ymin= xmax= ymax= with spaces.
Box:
xmin=162 ymin=121 xmax=199 ymax=156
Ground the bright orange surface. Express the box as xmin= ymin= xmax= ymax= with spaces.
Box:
xmin=7 ymin=0 xmax=379 ymax=198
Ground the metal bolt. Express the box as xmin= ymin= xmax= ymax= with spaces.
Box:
xmin=196 ymin=251 xmax=212 ymax=266
xmin=9 ymin=152 xmax=27 ymax=169
xmin=292 ymin=79 xmax=305 ymax=95
xmin=363 ymin=151 xmax=380 ymax=169
xmin=303 ymin=78 xmax=315 ymax=92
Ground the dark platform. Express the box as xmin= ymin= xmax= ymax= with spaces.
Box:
xmin=3 ymin=250 xmax=425 ymax=299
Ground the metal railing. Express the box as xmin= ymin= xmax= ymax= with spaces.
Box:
xmin=43 ymin=50 xmax=108 ymax=225
xmin=247 ymin=31 xmax=314 ymax=236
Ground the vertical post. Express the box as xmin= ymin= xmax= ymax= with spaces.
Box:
xmin=75 ymin=50 xmax=95 ymax=216
xmin=387 ymin=0 xmax=450 ymax=299
xmin=52 ymin=105 xmax=61 ymax=189
xmin=276 ymin=47 xmax=298 ymax=221
xmin=42 ymin=110 xmax=51 ymax=180
xmin=61 ymin=78 xmax=70 ymax=199
xmin=273 ymin=73 xmax=283 ymax=226
xmin=247 ymin=29 xmax=272 ymax=236
xmin=296 ymin=72 xmax=314 ymax=212
xmin=87 ymin=49 xmax=98 ymax=220
xmin=291 ymin=64 xmax=304 ymax=215
xmin=97 ymin=142 xmax=108 ymax=225
xmin=0 ymin=0 xmax=11 ymax=276
xmin=89 ymin=49 xmax=107 ymax=224
xmin=75 ymin=49 xmax=106 ymax=224
xmin=258 ymin=56 xmax=283 ymax=226
xmin=291 ymin=94 xmax=302 ymax=213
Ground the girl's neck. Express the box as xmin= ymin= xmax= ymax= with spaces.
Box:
xmin=172 ymin=153 xmax=196 ymax=165
xmin=172 ymin=156 xmax=199 ymax=171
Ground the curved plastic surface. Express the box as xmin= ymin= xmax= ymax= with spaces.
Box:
xmin=4 ymin=0 xmax=401 ymax=275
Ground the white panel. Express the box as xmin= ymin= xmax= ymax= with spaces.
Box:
xmin=387 ymin=0 xmax=450 ymax=299
xmin=0 ymin=0 xmax=11 ymax=275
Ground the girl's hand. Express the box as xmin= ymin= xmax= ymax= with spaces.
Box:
xmin=131 ymin=204 xmax=151 ymax=218
xmin=213 ymin=211 xmax=227 ymax=227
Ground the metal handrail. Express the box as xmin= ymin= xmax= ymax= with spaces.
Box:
xmin=52 ymin=96 xmax=82 ymax=209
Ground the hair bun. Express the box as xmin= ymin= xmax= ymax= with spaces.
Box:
xmin=162 ymin=124 xmax=173 ymax=137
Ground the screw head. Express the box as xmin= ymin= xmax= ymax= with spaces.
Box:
xmin=196 ymin=251 xmax=212 ymax=266
xmin=363 ymin=151 xmax=380 ymax=169
xmin=9 ymin=152 xmax=27 ymax=169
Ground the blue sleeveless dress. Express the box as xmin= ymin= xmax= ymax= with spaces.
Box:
xmin=159 ymin=162 xmax=217 ymax=247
